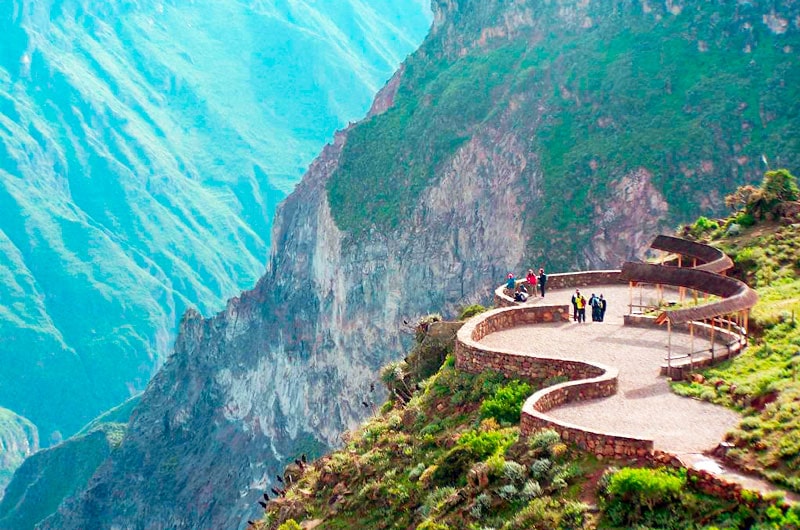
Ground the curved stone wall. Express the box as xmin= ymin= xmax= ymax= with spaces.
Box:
xmin=458 ymin=236 xmax=753 ymax=459
xmin=455 ymin=303 xmax=653 ymax=457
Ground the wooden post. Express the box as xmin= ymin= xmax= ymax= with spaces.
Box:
xmin=667 ymin=319 xmax=672 ymax=375
xmin=629 ymin=281 xmax=634 ymax=315
xmin=744 ymin=311 xmax=749 ymax=344
xmin=690 ymin=321 xmax=694 ymax=371
xmin=710 ymin=318 xmax=716 ymax=361
xmin=639 ymin=283 xmax=643 ymax=312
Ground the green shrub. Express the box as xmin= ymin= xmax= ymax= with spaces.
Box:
xmin=518 ymin=479 xmax=543 ymax=502
xmin=480 ymin=380 xmax=532 ymax=424
xmin=457 ymin=429 xmax=517 ymax=459
xmin=502 ymin=497 xmax=562 ymax=529
xmin=601 ymin=467 xmax=685 ymax=527
xmin=432 ymin=445 xmax=480 ymax=486
xmin=470 ymin=492 xmax=492 ymax=519
xmin=762 ymin=169 xmax=799 ymax=204
xmin=529 ymin=458 xmax=552 ymax=480
xmin=501 ymin=460 xmax=527 ymax=483
xmin=416 ymin=520 xmax=451 ymax=530
xmin=561 ymin=501 xmax=589 ymax=529
xmin=690 ymin=216 xmax=719 ymax=238
xmin=419 ymin=487 xmax=457 ymax=518
xmin=277 ymin=521 xmax=302 ymax=530
xmin=529 ymin=429 xmax=562 ymax=455
xmin=606 ymin=468 xmax=684 ymax=509
xmin=735 ymin=211 xmax=756 ymax=227
xmin=459 ymin=304 xmax=488 ymax=320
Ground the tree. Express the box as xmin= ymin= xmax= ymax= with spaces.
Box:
xmin=724 ymin=169 xmax=798 ymax=220
xmin=762 ymin=169 xmax=799 ymax=204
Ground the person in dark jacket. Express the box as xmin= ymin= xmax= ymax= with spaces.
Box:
xmin=514 ymin=283 xmax=528 ymax=302
xmin=599 ymin=294 xmax=607 ymax=322
xmin=571 ymin=289 xmax=587 ymax=322
xmin=538 ymin=268 xmax=547 ymax=297
xmin=589 ymin=293 xmax=600 ymax=321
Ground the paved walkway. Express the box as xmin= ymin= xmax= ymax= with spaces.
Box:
xmin=481 ymin=284 xmax=740 ymax=455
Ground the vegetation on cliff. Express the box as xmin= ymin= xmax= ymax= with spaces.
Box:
xmin=256 ymin=313 xmax=799 ymax=529
xmin=326 ymin=1 xmax=799 ymax=272
xmin=0 ymin=408 xmax=37 ymax=495
xmin=0 ymin=399 xmax=134 ymax=530
xmin=674 ymin=169 xmax=800 ymax=493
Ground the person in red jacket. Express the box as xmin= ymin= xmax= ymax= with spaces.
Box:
xmin=525 ymin=269 xmax=538 ymax=295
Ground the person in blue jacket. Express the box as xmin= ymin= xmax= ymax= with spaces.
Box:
xmin=506 ymin=272 xmax=516 ymax=291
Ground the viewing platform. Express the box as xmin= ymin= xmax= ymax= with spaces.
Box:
xmin=453 ymin=235 xmax=785 ymax=498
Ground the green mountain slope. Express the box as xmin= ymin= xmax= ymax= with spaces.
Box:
xmin=0 ymin=408 xmax=37 ymax=496
xmin=673 ymin=171 xmax=800 ymax=492
xmin=258 ymin=312 xmax=800 ymax=529
xmin=0 ymin=0 xmax=431 ymax=457
xmin=327 ymin=0 xmax=799 ymax=269
xmin=0 ymin=396 xmax=139 ymax=530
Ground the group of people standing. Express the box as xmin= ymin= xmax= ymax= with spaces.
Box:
xmin=505 ymin=272 xmax=608 ymax=323
xmin=506 ymin=268 xmax=548 ymax=302
xmin=570 ymin=289 xmax=607 ymax=323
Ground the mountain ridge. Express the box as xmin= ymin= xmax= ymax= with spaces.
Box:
xmin=39 ymin=0 xmax=800 ymax=528
xmin=0 ymin=0 xmax=432 ymax=472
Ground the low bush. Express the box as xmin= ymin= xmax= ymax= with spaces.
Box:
xmin=457 ymin=428 xmax=517 ymax=459
xmin=689 ymin=216 xmax=719 ymax=238
xmin=600 ymin=467 xmax=685 ymax=527
xmin=459 ymin=304 xmax=488 ymax=320
xmin=480 ymin=380 xmax=532 ymax=424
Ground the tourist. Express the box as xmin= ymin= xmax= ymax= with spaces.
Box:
xmin=599 ymin=294 xmax=607 ymax=322
xmin=589 ymin=293 xmax=600 ymax=321
xmin=571 ymin=289 xmax=587 ymax=322
xmin=525 ymin=269 xmax=538 ymax=294
xmin=506 ymin=272 xmax=516 ymax=292
xmin=538 ymin=268 xmax=547 ymax=297
xmin=571 ymin=289 xmax=579 ymax=321
xmin=514 ymin=283 xmax=528 ymax=302
xmin=577 ymin=293 xmax=587 ymax=322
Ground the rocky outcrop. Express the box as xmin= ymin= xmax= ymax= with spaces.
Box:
xmin=43 ymin=0 xmax=800 ymax=528
xmin=43 ymin=68 xmax=534 ymax=529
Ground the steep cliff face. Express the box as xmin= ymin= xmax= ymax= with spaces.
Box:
xmin=43 ymin=1 xmax=799 ymax=528
xmin=0 ymin=0 xmax=431 ymax=459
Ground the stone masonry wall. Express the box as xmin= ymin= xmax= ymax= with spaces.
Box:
xmin=520 ymin=378 xmax=654 ymax=458
xmin=455 ymin=302 xmax=655 ymax=459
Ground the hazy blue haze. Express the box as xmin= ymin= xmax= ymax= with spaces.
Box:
xmin=0 ymin=0 xmax=432 ymax=458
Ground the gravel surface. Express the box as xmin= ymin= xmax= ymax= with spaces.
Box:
xmin=480 ymin=284 xmax=741 ymax=454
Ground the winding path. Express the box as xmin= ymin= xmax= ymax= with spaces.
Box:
xmin=480 ymin=284 xmax=739 ymax=455
xmin=454 ymin=236 xmax=796 ymax=500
